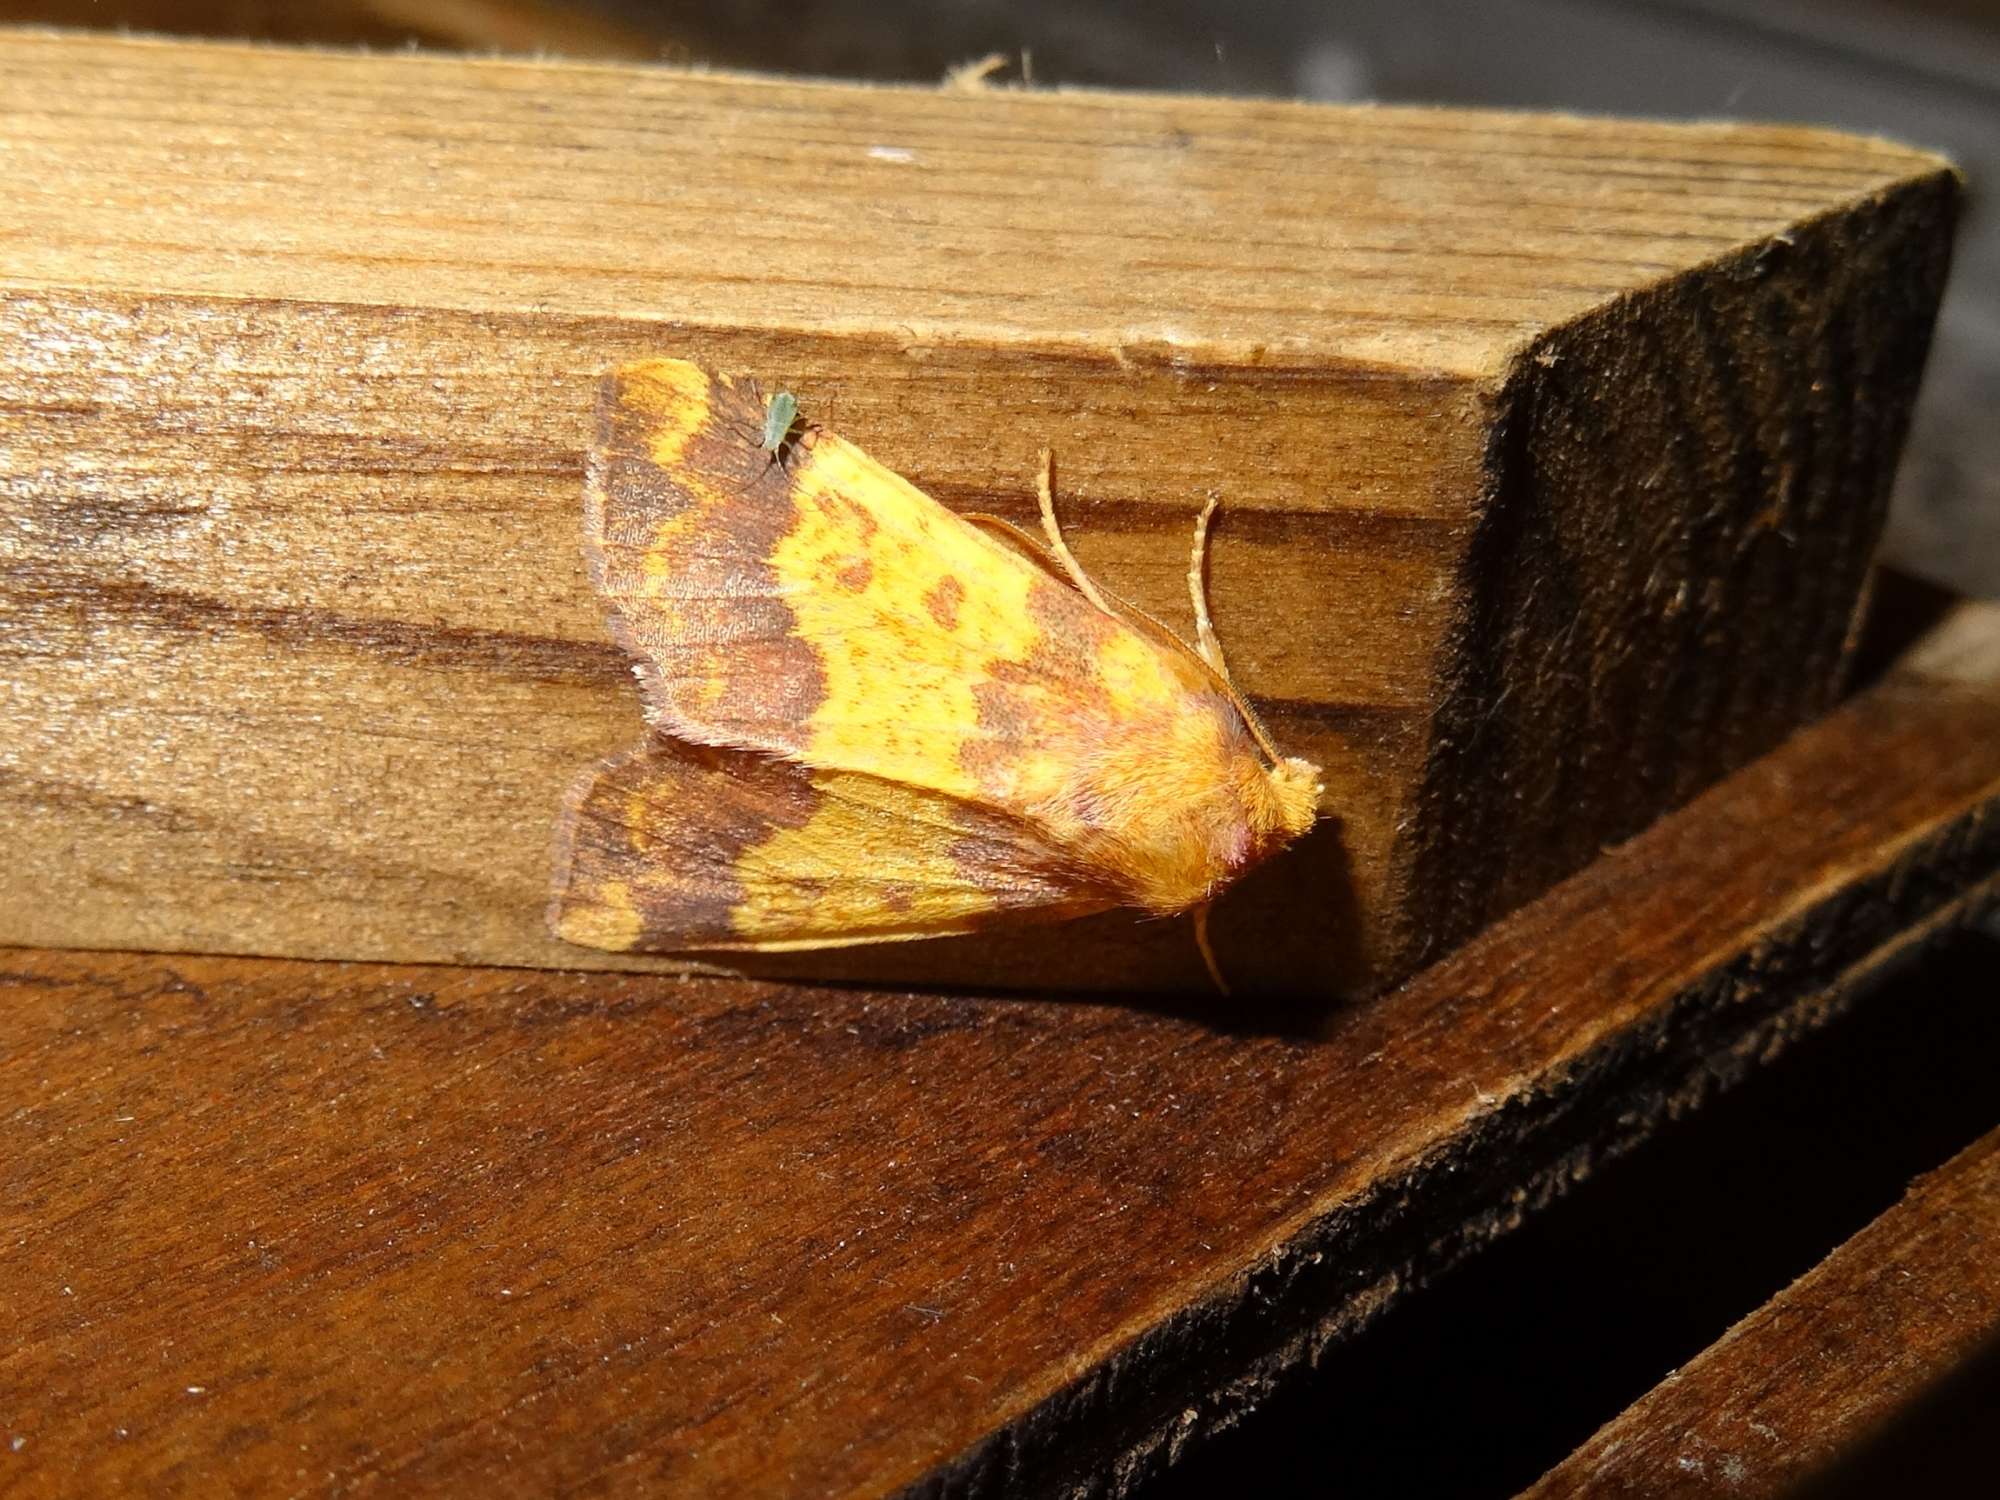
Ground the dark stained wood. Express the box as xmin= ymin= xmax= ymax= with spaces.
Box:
xmin=1408 ymin=194 xmax=1960 ymax=965
xmin=3 ymin=604 xmax=1998 ymax=1498
xmin=1521 ymin=1127 xmax=2000 ymax=1500
xmin=0 ymin=30 xmax=1959 ymax=993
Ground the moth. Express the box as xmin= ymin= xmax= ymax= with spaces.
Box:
xmin=548 ymin=360 xmax=1321 ymax=985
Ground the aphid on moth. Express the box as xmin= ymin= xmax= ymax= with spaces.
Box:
xmin=548 ymin=360 xmax=1322 ymax=989
xmin=758 ymin=389 xmax=799 ymax=464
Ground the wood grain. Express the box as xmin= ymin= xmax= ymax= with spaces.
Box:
xmin=0 ymin=31 xmax=1958 ymax=991
xmin=1522 ymin=1127 xmax=2000 ymax=1499
xmin=4 ymin=604 xmax=1999 ymax=1499
xmin=0 ymin=1 xmax=665 ymax=58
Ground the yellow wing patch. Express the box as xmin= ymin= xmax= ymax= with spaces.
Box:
xmin=771 ymin=437 xmax=1041 ymax=802
xmin=551 ymin=358 xmax=1323 ymax=956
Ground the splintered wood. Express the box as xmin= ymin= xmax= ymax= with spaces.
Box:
xmin=0 ymin=31 xmax=1959 ymax=992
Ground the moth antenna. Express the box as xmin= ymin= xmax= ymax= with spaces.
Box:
xmin=1192 ymin=902 xmax=1231 ymax=997
xmin=1036 ymin=449 xmax=1114 ymax=616
xmin=979 ymin=489 xmax=1289 ymax=772
xmin=1188 ymin=495 xmax=1231 ymax=680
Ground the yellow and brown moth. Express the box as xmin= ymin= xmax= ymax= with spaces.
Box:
xmin=549 ymin=359 xmax=1321 ymax=980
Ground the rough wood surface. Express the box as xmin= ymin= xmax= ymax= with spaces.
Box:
xmin=4 ymin=604 xmax=1998 ymax=1499
xmin=1522 ymin=1126 xmax=2000 ymax=1500
xmin=0 ymin=31 xmax=1958 ymax=992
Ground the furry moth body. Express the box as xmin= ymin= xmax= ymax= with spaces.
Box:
xmin=549 ymin=360 xmax=1322 ymax=960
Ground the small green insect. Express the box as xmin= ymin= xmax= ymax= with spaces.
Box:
xmin=760 ymin=390 xmax=800 ymax=463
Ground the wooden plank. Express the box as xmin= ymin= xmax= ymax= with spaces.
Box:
xmin=0 ymin=32 xmax=1957 ymax=992
xmin=0 ymin=2 xmax=664 ymax=57
xmin=1521 ymin=1127 xmax=2000 ymax=1499
xmin=3 ymin=603 xmax=1998 ymax=1499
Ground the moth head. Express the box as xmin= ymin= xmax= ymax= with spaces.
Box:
xmin=1264 ymin=756 xmax=1322 ymax=840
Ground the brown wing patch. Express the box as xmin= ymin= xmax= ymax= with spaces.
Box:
xmin=962 ymin=576 xmax=1162 ymax=804
xmin=585 ymin=362 xmax=826 ymax=754
xmin=550 ymin=740 xmax=819 ymax=950
xmin=924 ymin=575 xmax=965 ymax=629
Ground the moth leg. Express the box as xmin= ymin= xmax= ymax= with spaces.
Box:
xmin=1035 ymin=449 xmax=1115 ymax=616
xmin=726 ymin=377 xmax=767 ymax=449
xmin=1186 ymin=496 xmax=1232 ymax=680
xmin=1191 ymin=901 xmax=1231 ymax=997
